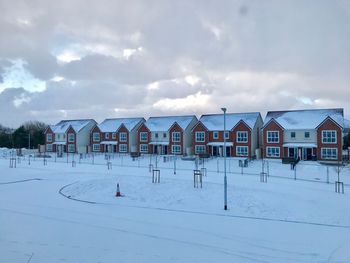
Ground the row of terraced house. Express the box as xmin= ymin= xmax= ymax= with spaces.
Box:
xmin=44 ymin=108 xmax=348 ymax=162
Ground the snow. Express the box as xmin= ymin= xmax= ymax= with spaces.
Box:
xmin=264 ymin=108 xmax=344 ymax=129
xmin=283 ymin=142 xmax=317 ymax=148
xmin=1 ymin=151 xmax=350 ymax=262
xmin=207 ymin=142 xmax=234 ymax=146
xmin=145 ymin=115 xmax=196 ymax=131
xmin=99 ymin=141 xmax=118 ymax=145
xmin=199 ymin=112 xmax=261 ymax=131
xmin=51 ymin=119 xmax=96 ymax=133
xmin=97 ymin=118 xmax=144 ymax=132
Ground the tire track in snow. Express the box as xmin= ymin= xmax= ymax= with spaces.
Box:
xmin=0 ymin=178 xmax=43 ymax=185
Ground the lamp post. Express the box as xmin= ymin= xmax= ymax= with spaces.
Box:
xmin=221 ymin=107 xmax=228 ymax=210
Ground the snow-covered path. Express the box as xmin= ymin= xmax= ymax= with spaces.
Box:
xmin=1 ymin=156 xmax=350 ymax=262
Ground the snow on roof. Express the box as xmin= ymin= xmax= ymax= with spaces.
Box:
xmin=199 ymin=112 xmax=261 ymax=130
xmin=98 ymin=118 xmax=144 ymax=132
xmin=51 ymin=119 xmax=95 ymax=133
xmin=344 ymin=119 xmax=350 ymax=129
xmin=145 ymin=115 xmax=196 ymax=131
xmin=264 ymin=108 xmax=344 ymax=130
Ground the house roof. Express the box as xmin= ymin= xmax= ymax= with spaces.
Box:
xmin=145 ymin=115 xmax=196 ymax=132
xmin=344 ymin=119 xmax=350 ymax=129
xmin=263 ymin=108 xmax=344 ymax=130
xmin=50 ymin=119 xmax=96 ymax=133
xmin=198 ymin=112 xmax=261 ymax=131
xmin=97 ymin=118 xmax=144 ymax=132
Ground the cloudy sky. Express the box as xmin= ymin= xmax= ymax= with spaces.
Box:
xmin=0 ymin=0 xmax=349 ymax=127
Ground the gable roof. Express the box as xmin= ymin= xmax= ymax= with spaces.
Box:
xmin=97 ymin=118 xmax=145 ymax=132
xmin=145 ymin=115 xmax=197 ymax=131
xmin=198 ymin=112 xmax=261 ymax=131
xmin=51 ymin=119 xmax=96 ymax=133
xmin=263 ymin=108 xmax=344 ymax=130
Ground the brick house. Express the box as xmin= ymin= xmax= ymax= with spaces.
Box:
xmin=192 ymin=112 xmax=263 ymax=158
xmin=136 ymin=115 xmax=198 ymax=155
xmin=44 ymin=119 xmax=97 ymax=154
xmin=262 ymin=109 xmax=344 ymax=161
xmin=90 ymin=118 xmax=145 ymax=153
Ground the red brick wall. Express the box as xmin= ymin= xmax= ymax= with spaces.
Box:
xmin=232 ymin=121 xmax=252 ymax=157
xmin=192 ymin=122 xmax=209 ymax=154
xmin=66 ymin=127 xmax=77 ymax=153
xmin=169 ymin=123 xmax=183 ymax=155
xmin=137 ymin=123 xmax=151 ymax=153
xmin=44 ymin=127 xmax=55 ymax=152
xmin=262 ymin=120 xmax=284 ymax=158
xmin=117 ymin=125 xmax=129 ymax=153
xmin=317 ymin=118 xmax=342 ymax=161
xmin=90 ymin=126 xmax=102 ymax=152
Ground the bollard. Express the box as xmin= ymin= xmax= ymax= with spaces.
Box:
xmin=149 ymin=164 xmax=153 ymax=173
xmin=107 ymin=161 xmax=112 ymax=170
xmin=335 ymin=181 xmax=344 ymax=194
xmin=152 ymin=169 xmax=160 ymax=183
xmin=260 ymin=172 xmax=267 ymax=183
xmin=72 ymin=160 xmax=76 ymax=167
xmin=201 ymin=167 xmax=207 ymax=177
xmin=193 ymin=170 xmax=202 ymax=188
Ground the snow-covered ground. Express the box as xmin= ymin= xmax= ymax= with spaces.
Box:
xmin=1 ymin=150 xmax=350 ymax=262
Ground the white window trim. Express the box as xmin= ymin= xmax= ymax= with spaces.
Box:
xmin=322 ymin=130 xmax=337 ymax=144
xmin=266 ymin=147 xmax=280 ymax=157
xmin=172 ymin=145 xmax=181 ymax=154
xmin=213 ymin=131 xmax=219 ymax=139
xmin=119 ymin=132 xmax=127 ymax=142
xmin=119 ymin=144 xmax=127 ymax=153
xmin=68 ymin=144 xmax=75 ymax=153
xmin=267 ymin=131 xmax=280 ymax=143
xmin=93 ymin=144 xmax=100 ymax=152
xmin=304 ymin=132 xmax=310 ymax=139
xmin=195 ymin=132 xmax=205 ymax=142
xmin=140 ymin=144 xmax=148 ymax=153
xmin=290 ymin=131 xmax=296 ymax=139
xmin=140 ymin=132 xmax=148 ymax=142
xmin=68 ymin=133 xmax=75 ymax=143
xmin=236 ymin=146 xmax=248 ymax=157
xmin=105 ymin=133 xmax=110 ymax=139
xmin=172 ymin=132 xmax=181 ymax=142
xmin=112 ymin=133 xmax=116 ymax=139
xmin=236 ymin=131 xmax=248 ymax=143
xmin=46 ymin=144 xmax=53 ymax=152
xmin=92 ymin=132 xmax=100 ymax=142
xmin=321 ymin=148 xmax=338 ymax=159
xmin=195 ymin=145 xmax=206 ymax=154
xmin=46 ymin=134 xmax=53 ymax=142
xmin=224 ymin=131 xmax=229 ymax=140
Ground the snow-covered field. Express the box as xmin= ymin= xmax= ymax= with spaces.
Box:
xmin=1 ymin=150 xmax=350 ymax=262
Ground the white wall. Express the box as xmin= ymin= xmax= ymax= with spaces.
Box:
xmin=283 ymin=129 xmax=316 ymax=143
xmin=76 ymin=121 xmax=97 ymax=153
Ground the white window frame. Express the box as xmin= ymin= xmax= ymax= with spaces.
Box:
xmin=46 ymin=134 xmax=53 ymax=142
xmin=46 ymin=144 xmax=53 ymax=152
xmin=172 ymin=145 xmax=181 ymax=154
xmin=266 ymin=147 xmax=280 ymax=157
xmin=119 ymin=132 xmax=127 ymax=142
xmin=305 ymin=131 xmax=310 ymax=138
xmin=267 ymin=131 xmax=279 ymax=143
xmin=224 ymin=131 xmax=229 ymax=140
xmin=321 ymin=148 xmax=337 ymax=159
xmin=291 ymin=131 xmax=296 ymax=139
xmin=213 ymin=131 xmax=219 ymax=139
xmin=236 ymin=131 xmax=248 ymax=143
xmin=92 ymin=132 xmax=100 ymax=142
xmin=119 ymin=144 xmax=127 ymax=153
xmin=93 ymin=144 xmax=100 ymax=152
xmin=195 ymin=145 xmax=206 ymax=154
xmin=140 ymin=144 xmax=148 ymax=153
xmin=172 ymin=132 xmax=180 ymax=142
xmin=163 ymin=133 xmax=167 ymax=138
xmin=140 ymin=132 xmax=148 ymax=142
xmin=195 ymin=132 xmax=205 ymax=142
xmin=68 ymin=144 xmax=75 ymax=153
xmin=322 ymin=130 xmax=337 ymax=144
xmin=236 ymin=146 xmax=248 ymax=156
xmin=105 ymin=133 xmax=109 ymax=139
xmin=68 ymin=133 xmax=75 ymax=143
xmin=112 ymin=132 xmax=116 ymax=139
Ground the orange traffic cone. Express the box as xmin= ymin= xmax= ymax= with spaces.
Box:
xmin=116 ymin=183 xmax=121 ymax=197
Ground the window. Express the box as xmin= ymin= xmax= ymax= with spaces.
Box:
xmin=119 ymin=144 xmax=127 ymax=152
xmin=68 ymin=144 xmax=75 ymax=153
xmin=195 ymin=145 xmax=206 ymax=154
xmin=322 ymin=130 xmax=336 ymax=143
xmin=57 ymin=134 xmax=60 ymax=140
xmin=236 ymin=146 xmax=248 ymax=156
xmin=119 ymin=132 xmax=127 ymax=142
xmin=224 ymin=131 xmax=229 ymax=140
xmin=112 ymin=133 xmax=116 ymax=139
xmin=267 ymin=131 xmax=279 ymax=143
xmin=163 ymin=133 xmax=167 ymax=138
xmin=195 ymin=132 xmax=205 ymax=142
xmin=305 ymin=132 xmax=310 ymax=138
xmin=321 ymin=148 xmax=337 ymax=159
xmin=213 ymin=131 xmax=219 ymax=139
xmin=172 ymin=132 xmax=180 ymax=142
xmin=155 ymin=133 xmax=159 ymax=138
xmin=93 ymin=132 xmax=100 ymax=142
xmin=105 ymin=133 xmax=109 ymax=139
xmin=68 ymin=133 xmax=75 ymax=142
xmin=46 ymin=144 xmax=53 ymax=152
xmin=46 ymin=134 xmax=53 ymax=142
xmin=140 ymin=132 xmax=148 ymax=142
xmin=93 ymin=144 xmax=100 ymax=152
xmin=140 ymin=144 xmax=148 ymax=153
xmin=291 ymin=132 xmax=296 ymax=139
xmin=266 ymin=147 xmax=280 ymax=157
xmin=237 ymin=131 xmax=248 ymax=143
xmin=172 ymin=145 xmax=181 ymax=154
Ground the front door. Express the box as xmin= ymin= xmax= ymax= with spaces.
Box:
xmin=225 ymin=146 xmax=231 ymax=157
xmin=289 ymin=148 xmax=295 ymax=158
xmin=306 ymin=148 xmax=312 ymax=160
xmin=212 ymin=146 xmax=218 ymax=156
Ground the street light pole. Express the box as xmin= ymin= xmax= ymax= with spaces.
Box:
xmin=221 ymin=107 xmax=228 ymax=210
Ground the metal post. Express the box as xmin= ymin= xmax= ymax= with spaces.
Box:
xmin=173 ymin=155 xmax=176 ymax=175
xmin=221 ymin=107 xmax=227 ymax=210
xmin=327 ymin=166 xmax=329 ymax=184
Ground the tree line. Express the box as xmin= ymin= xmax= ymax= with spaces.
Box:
xmin=0 ymin=121 xmax=47 ymax=149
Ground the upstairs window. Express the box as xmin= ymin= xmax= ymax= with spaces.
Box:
xmin=213 ymin=131 xmax=219 ymax=139
xmin=172 ymin=132 xmax=180 ymax=142
xmin=291 ymin=132 xmax=296 ymax=139
xmin=68 ymin=133 xmax=75 ymax=143
xmin=46 ymin=134 xmax=53 ymax=142
xmin=267 ymin=131 xmax=279 ymax=143
xmin=305 ymin=132 xmax=310 ymax=138
xmin=322 ymin=130 xmax=336 ymax=143
xmin=119 ymin=132 xmax=127 ymax=142
xmin=195 ymin=132 xmax=205 ymax=142
xmin=140 ymin=132 xmax=148 ymax=142
xmin=92 ymin=132 xmax=100 ymax=142
xmin=237 ymin=131 xmax=248 ymax=143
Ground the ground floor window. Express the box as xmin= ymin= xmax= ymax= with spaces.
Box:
xmin=236 ymin=146 xmax=248 ymax=156
xmin=321 ymin=148 xmax=337 ymax=159
xmin=195 ymin=145 xmax=206 ymax=154
xmin=119 ymin=144 xmax=127 ymax=153
xmin=172 ymin=145 xmax=181 ymax=154
xmin=267 ymin=147 xmax=280 ymax=157
xmin=68 ymin=144 xmax=75 ymax=153
xmin=46 ymin=144 xmax=53 ymax=152
xmin=93 ymin=144 xmax=100 ymax=152
xmin=140 ymin=144 xmax=148 ymax=153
